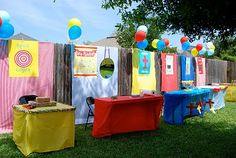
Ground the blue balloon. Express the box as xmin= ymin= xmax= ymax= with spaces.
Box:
xmin=136 ymin=39 xmax=148 ymax=49
xmin=199 ymin=47 xmax=206 ymax=55
xmin=207 ymin=49 xmax=214 ymax=56
xmin=156 ymin=40 xmax=165 ymax=51
xmin=68 ymin=25 xmax=82 ymax=40
xmin=182 ymin=41 xmax=190 ymax=51
xmin=0 ymin=23 xmax=14 ymax=39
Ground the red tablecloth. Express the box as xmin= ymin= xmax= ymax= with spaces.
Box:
xmin=92 ymin=94 xmax=163 ymax=138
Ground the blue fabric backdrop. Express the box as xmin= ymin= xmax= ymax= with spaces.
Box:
xmin=180 ymin=55 xmax=194 ymax=81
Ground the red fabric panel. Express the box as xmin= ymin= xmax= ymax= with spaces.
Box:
xmin=92 ymin=95 xmax=163 ymax=138
xmin=161 ymin=53 xmax=178 ymax=92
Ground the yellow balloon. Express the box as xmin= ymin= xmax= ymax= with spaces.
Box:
xmin=152 ymin=39 xmax=159 ymax=48
xmin=68 ymin=18 xmax=81 ymax=28
xmin=191 ymin=48 xmax=198 ymax=57
xmin=210 ymin=45 xmax=215 ymax=50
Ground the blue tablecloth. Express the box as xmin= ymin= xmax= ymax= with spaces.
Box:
xmin=164 ymin=88 xmax=211 ymax=125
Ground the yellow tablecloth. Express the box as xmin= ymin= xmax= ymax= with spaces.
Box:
xmin=225 ymin=85 xmax=236 ymax=102
xmin=13 ymin=103 xmax=76 ymax=156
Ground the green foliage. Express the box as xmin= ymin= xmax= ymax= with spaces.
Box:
xmin=114 ymin=15 xmax=164 ymax=49
xmin=213 ymin=36 xmax=236 ymax=62
xmin=163 ymin=46 xmax=177 ymax=53
xmin=103 ymin=0 xmax=165 ymax=48
xmin=1 ymin=102 xmax=236 ymax=157
xmin=102 ymin=0 xmax=236 ymax=48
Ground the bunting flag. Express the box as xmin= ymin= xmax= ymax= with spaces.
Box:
xmin=139 ymin=50 xmax=150 ymax=74
xmin=195 ymin=57 xmax=206 ymax=86
xmin=132 ymin=49 xmax=156 ymax=95
xmin=8 ymin=40 xmax=39 ymax=77
xmin=74 ymin=45 xmax=97 ymax=77
xmin=161 ymin=53 xmax=178 ymax=92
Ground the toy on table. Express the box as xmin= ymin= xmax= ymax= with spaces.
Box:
xmin=23 ymin=97 xmax=56 ymax=109
xmin=182 ymin=80 xmax=194 ymax=91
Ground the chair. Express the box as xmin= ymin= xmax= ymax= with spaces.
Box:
xmin=18 ymin=95 xmax=38 ymax=104
xmin=85 ymin=96 xmax=95 ymax=130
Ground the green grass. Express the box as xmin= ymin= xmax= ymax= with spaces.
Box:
xmin=1 ymin=102 xmax=236 ymax=158
xmin=100 ymin=67 xmax=114 ymax=78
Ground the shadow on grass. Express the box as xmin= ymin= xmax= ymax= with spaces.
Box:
xmin=0 ymin=104 xmax=236 ymax=158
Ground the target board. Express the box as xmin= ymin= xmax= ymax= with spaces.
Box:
xmin=8 ymin=40 xmax=39 ymax=77
xmin=14 ymin=50 xmax=33 ymax=68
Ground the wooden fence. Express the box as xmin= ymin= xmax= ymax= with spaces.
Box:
xmin=53 ymin=44 xmax=72 ymax=105
xmin=118 ymin=48 xmax=132 ymax=96
xmin=206 ymin=59 xmax=228 ymax=84
xmin=227 ymin=61 xmax=236 ymax=83
xmin=53 ymin=45 xmax=235 ymax=103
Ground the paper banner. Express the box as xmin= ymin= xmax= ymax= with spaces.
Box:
xmin=166 ymin=55 xmax=174 ymax=75
xmin=139 ymin=50 xmax=150 ymax=74
xmin=197 ymin=58 xmax=203 ymax=74
xmin=8 ymin=40 xmax=39 ymax=77
xmin=195 ymin=57 xmax=206 ymax=86
xmin=74 ymin=45 xmax=97 ymax=77
xmin=186 ymin=57 xmax=191 ymax=75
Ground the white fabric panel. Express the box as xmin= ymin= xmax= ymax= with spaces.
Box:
xmin=72 ymin=46 xmax=118 ymax=124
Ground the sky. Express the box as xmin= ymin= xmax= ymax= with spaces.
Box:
xmin=0 ymin=0 xmax=203 ymax=49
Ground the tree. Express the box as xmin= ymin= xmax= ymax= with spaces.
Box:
xmin=213 ymin=37 xmax=236 ymax=62
xmin=102 ymin=0 xmax=236 ymax=47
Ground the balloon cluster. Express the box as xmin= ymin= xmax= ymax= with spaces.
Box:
xmin=191 ymin=43 xmax=203 ymax=57
xmin=135 ymin=25 xmax=148 ymax=49
xmin=68 ymin=18 xmax=82 ymax=41
xmin=191 ymin=42 xmax=215 ymax=57
xmin=0 ymin=10 xmax=14 ymax=39
xmin=206 ymin=42 xmax=215 ymax=56
xmin=180 ymin=36 xmax=190 ymax=51
xmin=151 ymin=38 xmax=169 ymax=51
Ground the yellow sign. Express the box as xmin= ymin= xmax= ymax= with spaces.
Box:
xmin=74 ymin=45 xmax=97 ymax=76
xmin=8 ymin=40 xmax=39 ymax=77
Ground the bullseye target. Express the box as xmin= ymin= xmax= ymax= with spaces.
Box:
xmin=14 ymin=50 xmax=33 ymax=68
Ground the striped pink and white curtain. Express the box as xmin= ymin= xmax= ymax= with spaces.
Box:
xmin=0 ymin=40 xmax=54 ymax=134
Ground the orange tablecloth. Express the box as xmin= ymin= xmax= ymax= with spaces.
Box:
xmin=92 ymin=94 xmax=163 ymax=138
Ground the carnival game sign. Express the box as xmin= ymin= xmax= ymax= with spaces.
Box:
xmin=139 ymin=50 xmax=150 ymax=74
xmin=197 ymin=58 xmax=203 ymax=74
xmin=186 ymin=57 xmax=191 ymax=75
xmin=74 ymin=46 xmax=97 ymax=76
xmin=8 ymin=40 xmax=39 ymax=77
xmin=166 ymin=55 xmax=174 ymax=75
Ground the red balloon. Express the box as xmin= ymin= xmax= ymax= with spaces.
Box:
xmin=180 ymin=36 xmax=188 ymax=44
xmin=135 ymin=31 xmax=146 ymax=42
xmin=0 ymin=18 xmax=2 ymax=27
xmin=163 ymin=38 xmax=170 ymax=46
xmin=196 ymin=43 xmax=203 ymax=51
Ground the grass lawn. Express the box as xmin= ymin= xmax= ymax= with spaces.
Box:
xmin=100 ymin=67 xmax=114 ymax=78
xmin=0 ymin=102 xmax=236 ymax=158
